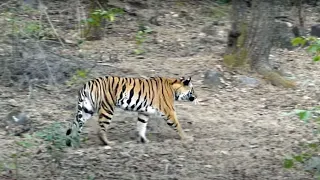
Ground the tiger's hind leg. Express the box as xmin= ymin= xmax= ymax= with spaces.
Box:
xmin=66 ymin=95 xmax=95 ymax=147
xmin=137 ymin=113 xmax=150 ymax=143
xmin=98 ymin=103 xmax=115 ymax=146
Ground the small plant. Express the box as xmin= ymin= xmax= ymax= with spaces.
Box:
xmin=134 ymin=25 xmax=153 ymax=55
xmin=0 ymin=134 xmax=35 ymax=179
xmin=35 ymin=122 xmax=80 ymax=150
xmin=87 ymin=174 xmax=96 ymax=180
xmin=66 ymin=69 xmax=89 ymax=87
xmin=87 ymin=8 xmax=124 ymax=26
xmin=83 ymin=8 xmax=124 ymax=39
xmin=24 ymin=22 xmax=41 ymax=35
xmin=4 ymin=12 xmax=54 ymax=40
xmin=283 ymin=108 xmax=320 ymax=179
xmin=34 ymin=122 xmax=81 ymax=176
xmin=291 ymin=36 xmax=320 ymax=62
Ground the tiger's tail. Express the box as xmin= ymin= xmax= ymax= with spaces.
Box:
xmin=66 ymin=83 xmax=96 ymax=146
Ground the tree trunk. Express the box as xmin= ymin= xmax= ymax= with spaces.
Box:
xmin=224 ymin=0 xmax=296 ymax=88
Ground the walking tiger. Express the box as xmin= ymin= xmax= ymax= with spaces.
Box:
xmin=66 ymin=76 xmax=198 ymax=146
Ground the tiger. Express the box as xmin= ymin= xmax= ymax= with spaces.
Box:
xmin=65 ymin=76 xmax=198 ymax=146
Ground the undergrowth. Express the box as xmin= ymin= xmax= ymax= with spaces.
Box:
xmin=283 ymin=36 xmax=320 ymax=179
xmin=0 ymin=122 xmax=81 ymax=179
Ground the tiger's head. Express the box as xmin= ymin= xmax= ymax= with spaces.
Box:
xmin=172 ymin=77 xmax=198 ymax=104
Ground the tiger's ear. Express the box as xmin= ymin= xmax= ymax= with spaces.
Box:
xmin=182 ymin=77 xmax=191 ymax=86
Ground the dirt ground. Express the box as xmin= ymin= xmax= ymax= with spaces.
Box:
xmin=1 ymin=0 xmax=320 ymax=179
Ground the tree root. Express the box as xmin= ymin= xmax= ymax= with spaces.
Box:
xmin=256 ymin=64 xmax=296 ymax=88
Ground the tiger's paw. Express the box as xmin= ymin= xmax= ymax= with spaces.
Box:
xmin=104 ymin=141 xmax=116 ymax=146
xmin=66 ymin=139 xmax=72 ymax=147
xmin=181 ymin=135 xmax=194 ymax=142
xmin=99 ymin=137 xmax=115 ymax=146
xmin=139 ymin=136 xmax=150 ymax=144
xmin=193 ymin=98 xmax=200 ymax=105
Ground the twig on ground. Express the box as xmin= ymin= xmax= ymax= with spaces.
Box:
xmin=34 ymin=84 xmax=52 ymax=92
xmin=96 ymin=62 xmax=116 ymax=67
xmin=35 ymin=41 xmax=57 ymax=86
xmin=95 ymin=0 xmax=105 ymax=10
xmin=76 ymin=0 xmax=82 ymax=38
xmin=76 ymin=0 xmax=87 ymax=39
xmin=86 ymin=53 xmax=101 ymax=75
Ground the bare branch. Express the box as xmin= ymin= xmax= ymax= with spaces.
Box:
xmin=0 ymin=0 xmax=12 ymax=9
xmin=38 ymin=0 xmax=65 ymax=47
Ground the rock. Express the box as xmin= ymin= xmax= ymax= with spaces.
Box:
xmin=120 ymin=152 xmax=131 ymax=157
xmin=161 ymin=159 xmax=169 ymax=163
xmin=305 ymin=0 xmax=319 ymax=6
xmin=201 ymin=23 xmax=217 ymax=36
xmin=149 ymin=15 xmax=161 ymax=26
xmin=3 ymin=110 xmax=31 ymax=136
xmin=143 ymin=154 xmax=150 ymax=157
xmin=127 ymin=0 xmax=149 ymax=9
xmin=23 ymin=0 xmax=39 ymax=9
xmin=311 ymin=24 xmax=320 ymax=37
xmin=6 ymin=110 xmax=29 ymax=125
xmin=274 ymin=20 xmax=307 ymax=50
xmin=203 ymin=70 xmax=224 ymax=87
xmin=8 ymin=99 xmax=19 ymax=107
xmin=103 ymin=146 xmax=112 ymax=150
xmin=274 ymin=21 xmax=295 ymax=50
xmin=212 ymin=21 xmax=219 ymax=26
xmin=172 ymin=14 xmax=179 ymax=18
xmin=237 ymin=76 xmax=260 ymax=87
xmin=74 ymin=150 xmax=85 ymax=155
xmin=179 ymin=10 xmax=194 ymax=21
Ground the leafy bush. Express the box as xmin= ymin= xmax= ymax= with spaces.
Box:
xmin=291 ymin=36 xmax=320 ymax=62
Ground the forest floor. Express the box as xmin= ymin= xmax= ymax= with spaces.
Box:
xmin=0 ymin=0 xmax=320 ymax=179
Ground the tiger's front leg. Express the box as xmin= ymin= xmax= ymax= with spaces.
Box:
xmin=136 ymin=112 xmax=150 ymax=143
xmin=164 ymin=111 xmax=193 ymax=141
